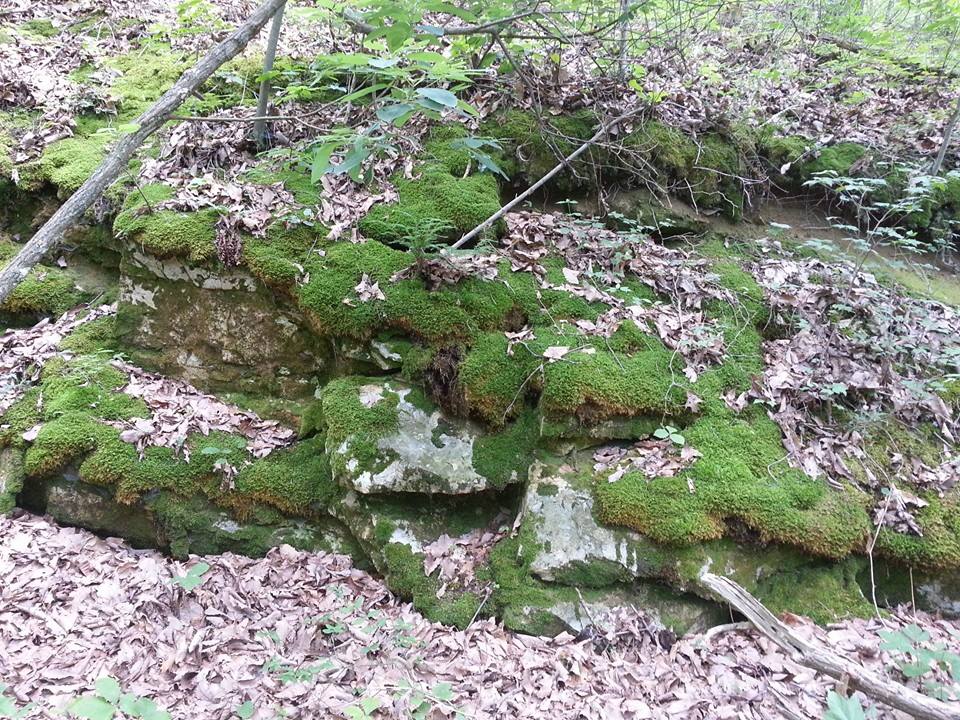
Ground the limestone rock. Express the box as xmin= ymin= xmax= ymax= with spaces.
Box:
xmin=116 ymin=248 xmax=329 ymax=399
xmin=329 ymin=379 xmax=496 ymax=495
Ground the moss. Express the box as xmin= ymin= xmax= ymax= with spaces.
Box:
xmin=59 ymin=316 xmax=120 ymax=355
xmin=422 ymin=124 xmax=471 ymax=176
xmin=806 ymin=142 xmax=868 ymax=176
xmin=471 ymin=409 xmax=538 ymax=488
xmin=458 ymin=331 xmax=541 ymax=426
xmin=381 ymin=542 xmax=482 ymax=628
xmin=0 ymin=238 xmax=81 ymax=316
xmin=242 ymin=222 xmax=318 ymax=288
xmin=19 ymin=19 xmax=60 ymax=38
xmin=480 ymin=109 xmax=599 ymax=190
xmin=106 ymin=45 xmax=190 ymax=119
xmin=624 ymin=121 xmax=697 ymax=180
xmin=539 ymin=338 xmax=685 ymax=420
xmin=756 ymin=558 xmax=874 ymax=624
xmin=39 ymin=132 xmax=113 ymax=194
xmin=358 ymin=165 xmax=502 ymax=244
xmin=113 ymin=184 xmax=219 ymax=263
xmin=874 ymin=497 xmax=960 ymax=570
xmin=233 ymin=435 xmax=337 ymax=516
xmin=320 ymin=377 xmax=400 ymax=477
xmin=687 ymin=134 xmax=745 ymax=218
xmin=297 ymin=241 xmax=523 ymax=343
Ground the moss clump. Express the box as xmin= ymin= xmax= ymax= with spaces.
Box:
xmin=358 ymin=165 xmax=502 ymax=244
xmin=233 ymin=435 xmax=337 ymax=516
xmin=0 ymin=238 xmax=81 ymax=317
xmin=381 ymin=542 xmax=482 ymax=628
xmin=458 ymin=331 xmax=541 ymax=426
xmin=624 ymin=121 xmax=697 ymax=180
xmin=113 ymin=184 xmax=219 ymax=263
xmin=874 ymin=497 xmax=960 ymax=570
xmin=480 ymin=109 xmax=599 ymax=190
xmin=756 ymin=558 xmax=873 ymax=624
xmin=806 ymin=142 xmax=868 ymax=176
xmin=297 ymin=242 xmax=524 ymax=343
xmin=106 ymin=45 xmax=190 ymax=119
xmin=320 ymin=377 xmax=400 ymax=477
xmin=39 ymin=132 xmax=112 ymax=194
xmin=471 ymin=409 xmax=538 ymax=488
xmin=19 ymin=19 xmax=60 ymax=38
xmin=242 ymin=223 xmax=318 ymax=288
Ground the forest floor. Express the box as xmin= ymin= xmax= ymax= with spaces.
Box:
xmin=0 ymin=511 xmax=956 ymax=720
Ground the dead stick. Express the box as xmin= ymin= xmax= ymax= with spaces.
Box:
xmin=699 ymin=572 xmax=960 ymax=720
xmin=0 ymin=0 xmax=288 ymax=306
xmin=448 ymin=108 xmax=641 ymax=250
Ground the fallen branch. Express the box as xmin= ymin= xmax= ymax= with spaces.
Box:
xmin=448 ymin=108 xmax=642 ymax=250
xmin=0 ymin=0 xmax=288 ymax=307
xmin=699 ymin=572 xmax=960 ymax=720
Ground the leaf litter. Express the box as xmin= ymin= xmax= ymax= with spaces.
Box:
xmin=2 ymin=512 xmax=958 ymax=719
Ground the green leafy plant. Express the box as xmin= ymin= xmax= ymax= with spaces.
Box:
xmin=822 ymin=690 xmax=874 ymax=719
xmin=653 ymin=424 xmax=685 ymax=446
xmin=879 ymin=624 xmax=960 ymax=700
xmin=0 ymin=685 xmax=33 ymax=719
xmin=170 ymin=561 xmax=210 ymax=592
xmin=67 ymin=677 xmax=170 ymax=720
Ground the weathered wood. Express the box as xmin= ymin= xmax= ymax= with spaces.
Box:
xmin=0 ymin=0 xmax=288 ymax=306
xmin=699 ymin=572 xmax=960 ymax=720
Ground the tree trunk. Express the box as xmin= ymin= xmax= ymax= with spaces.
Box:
xmin=931 ymin=94 xmax=960 ymax=177
xmin=0 ymin=0 xmax=288 ymax=306
xmin=253 ymin=1 xmax=287 ymax=148
xmin=699 ymin=572 xmax=960 ymax=720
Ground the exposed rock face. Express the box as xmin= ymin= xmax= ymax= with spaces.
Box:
xmin=116 ymin=248 xmax=329 ymax=399
xmin=522 ymin=453 xmax=872 ymax=621
xmin=21 ymin=467 xmax=161 ymax=548
xmin=330 ymin=380 xmax=497 ymax=495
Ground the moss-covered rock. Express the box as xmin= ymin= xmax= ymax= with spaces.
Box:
xmin=322 ymin=377 xmax=523 ymax=494
xmin=358 ymin=165 xmax=502 ymax=244
xmin=115 ymin=243 xmax=330 ymax=398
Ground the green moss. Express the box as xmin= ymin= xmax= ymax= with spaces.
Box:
xmin=242 ymin=222 xmax=318 ymax=288
xmin=481 ymin=109 xmax=599 ymax=190
xmin=875 ymin=497 xmax=960 ymax=569
xmin=297 ymin=241 xmax=523 ymax=343
xmin=458 ymin=331 xmax=540 ymax=426
xmin=539 ymin=338 xmax=684 ymax=420
xmin=381 ymin=542 xmax=482 ymax=628
xmin=59 ymin=316 xmax=120 ymax=355
xmin=39 ymin=132 xmax=112 ymax=194
xmin=114 ymin=184 xmax=218 ymax=263
xmin=624 ymin=121 xmax=697 ymax=180
xmin=688 ymin=134 xmax=745 ymax=218
xmin=233 ymin=435 xmax=337 ymax=516
xmin=19 ymin=19 xmax=59 ymax=38
xmin=106 ymin=45 xmax=190 ymax=119
xmin=757 ymin=558 xmax=874 ymax=624
xmin=320 ymin=377 xmax=400 ymax=477
xmin=806 ymin=142 xmax=868 ymax=176
xmin=471 ymin=409 xmax=538 ymax=488
xmin=0 ymin=239 xmax=81 ymax=316
xmin=358 ymin=165 xmax=502 ymax=244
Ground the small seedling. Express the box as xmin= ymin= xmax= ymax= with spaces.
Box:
xmin=171 ymin=562 xmax=210 ymax=592
xmin=653 ymin=425 xmax=685 ymax=446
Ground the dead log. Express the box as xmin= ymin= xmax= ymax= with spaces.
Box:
xmin=699 ymin=572 xmax=960 ymax=720
xmin=0 ymin=0 xmax=288 ymax=306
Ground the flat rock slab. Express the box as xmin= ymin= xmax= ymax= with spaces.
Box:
xmin=332 ymin=380 xmax=493 ymax=495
